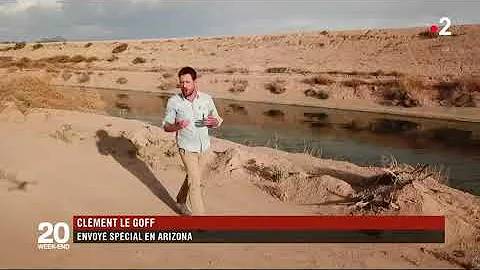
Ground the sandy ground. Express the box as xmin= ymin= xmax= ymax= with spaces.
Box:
xmin=0 ymin=25 xmax=479 ymax=268
xmin=0 ymin=102 xmax=479 ymax=268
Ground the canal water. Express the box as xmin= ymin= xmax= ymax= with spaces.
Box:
xmin=88 ymin=88 xmax=480 ymax=196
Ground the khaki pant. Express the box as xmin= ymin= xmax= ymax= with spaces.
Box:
xmin=176 ymin=148 xmax=208 ymax=215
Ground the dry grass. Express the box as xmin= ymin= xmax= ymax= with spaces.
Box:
xmin=116 ymin=77 xmax=128 ymax=84
xmin=341 ymin=79 xmax=368 ymax=88
xmin=222 ymin=67 xmax=249 ymax=74
xmin=244 ymin=159 xmax=288 ymax=183
xmin=228 ymin=79 xmax=248 ymax=93
xmin=302 ymin=75 xmax=335 ymax=85
xmin=45 ymin=66 xmax=60 ymax=74
xmin=373 ymin=77 xmax=423 ymax=107
xmin=112 ymin=43 xmax=128 ymax=54
xmin=0 ymin=75 xmax=105 ymax=113
xmin=0 ymin=55 xmax=99 ymax=69
xmin=436 ymin=76 xmax=480 ymax=107
xmin=266 ymin=67 xmax=311 ymax=74
xmin=265 ymin=67 xmax=289 ymax=73
xmin=265 ymin=79 xmax=286 ymax=94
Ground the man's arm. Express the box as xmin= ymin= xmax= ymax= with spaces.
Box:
xmin=162 ymin=98 xmax=189 ymax=132
xmin=164 ymin=120 xmax=189 ymax=132
xmin=204 ymin=97 xmax=223 ymax=128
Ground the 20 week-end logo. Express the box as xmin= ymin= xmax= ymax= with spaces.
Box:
xmin=37 ymin=222 xmax=71 ymax=250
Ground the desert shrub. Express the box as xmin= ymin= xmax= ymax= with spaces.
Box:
xmin=14 ymin=57 xmax=33 ymax=69
xmin=132 ymin=57 xmax=146 ymax=64
xmin=84 ymin=42 xmax=93 ymax=48
xmin=32 ymin=43 xmax=43 ymax=50
xmin=71 ymin=55 xmax=87 ymax=63
xmin=302 ymin=75 xmax=334 ymax=85
xmin=436 ymin=77 xmax=480 ymax=107
xmin=77 ymin=73 xmax=90 ymax=83
xmin=62 ymin=71 xmax=73 ymax=81
xmin=341 ymin=79 xmax=367 ymax=88
xmin=106 ymin=55 xmax=119 ymax=62
xmin=44 ymin=55 xmax=70 ymax=63
xmin=116 ymin=77 xmax=128 ymax=84
xmin=265 ymin=67 xmax=288 ymax=73
xmin=112 ymin=43 xmax=128 ymax=53
xmin=223 ymin=67 xmax=249 ymax=74
xmin=418 ymin=30 xmax=438 ymax=39
xmin=304 ymin=89 xmax=329 ymax=99
xmin=228 ymin=79 xmax=248 ymax=93
xmin=265 ymin=79 xmax=286 ymax=94
xmin=13 ymin=42 xmax=26 ymax=50
xmin=85 ymin=57 xmax=99 ymax=63
xmin=369 ymin=70 xmax=403 ymax=77
xmin=316 ymin=90 xmax=329 ymax=99
xmin=381 ymin=86 xmax=419 ymax=107
xmin=45 ymin=67 xmax=59 ymax=74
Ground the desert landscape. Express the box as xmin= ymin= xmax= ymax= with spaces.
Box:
xmin=0 ymin=24 xmax=479 ymax=268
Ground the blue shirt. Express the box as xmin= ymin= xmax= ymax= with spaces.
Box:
xmin=162 ymin=92 xmax=223 ymax=152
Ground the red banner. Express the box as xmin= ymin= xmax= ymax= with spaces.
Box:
xmin=72 ymin=215 xmax=444 ymax=231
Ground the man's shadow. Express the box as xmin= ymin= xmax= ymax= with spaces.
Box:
xmin=95 ymin=129 xmax=182 ymax=215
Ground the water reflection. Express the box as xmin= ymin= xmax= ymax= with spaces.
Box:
xmin=228 ymin=104 xmax=248 ymax=115
xmin=263 ymin=109 xmax=285 ymax=119
xmin=369 ymin=119 xmax=419 ymax=134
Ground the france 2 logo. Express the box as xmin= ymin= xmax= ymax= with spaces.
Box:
xmin=37 ymin=222 xmax=71 ymax=250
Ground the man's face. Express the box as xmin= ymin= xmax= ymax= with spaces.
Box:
xmin=179 ymin=74 xmax=196 ymax=97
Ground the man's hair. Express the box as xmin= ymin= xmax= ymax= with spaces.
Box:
xmin=178 ymin=66 xmax=197 ymax=80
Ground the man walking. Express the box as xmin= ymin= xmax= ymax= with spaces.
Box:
xmin=162 ymin=66 xmax=223 ymax=215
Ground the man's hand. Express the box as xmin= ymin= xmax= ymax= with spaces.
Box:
xmin=176 ymin=119 xmax=189 ymax=129
xmin=164 ymin=119 xmax=189 ymax=132
xmin=203 ymin=115 xmax=219 ymax=128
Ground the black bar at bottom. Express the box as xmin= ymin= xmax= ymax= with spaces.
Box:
xmin=73 ymin=230 xmax=444 ymax=243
